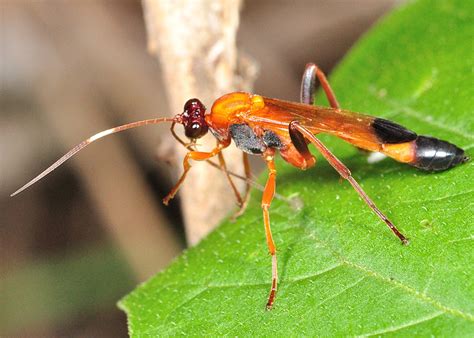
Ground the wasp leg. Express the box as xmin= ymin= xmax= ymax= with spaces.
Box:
xmin=163 ymin=141 xmax=228 ymax=205
xmin=172 ymin=122 xmax=250 ymax=212
xmin=261 ymin=151 xmax=278 ymax=310
xmin=288 ymin=121 xmax=317 ymax=166
xmin=289 ymin=121 xmax=409 ymax=245
xmin=300 ymin=63 xmax=339 ymax=108
xmin=301 ymin=64 xmax=371 ymax=154
xmin=218 ymin=152 xmax=244 ymax=207
xmin=230 ymin=153 xmax=252 ymax=221
xmin=170 ymin=122 xmax=191 ymax=149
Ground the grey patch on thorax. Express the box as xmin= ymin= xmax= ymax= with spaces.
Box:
xmin=229 ymin=124 xmax=267 ymax=154
xmin=263 ymin=130 xmax=284 ymax=149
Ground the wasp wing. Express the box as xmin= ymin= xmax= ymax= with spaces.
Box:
xmin=261 ymin=97 xmax=416 ymax=151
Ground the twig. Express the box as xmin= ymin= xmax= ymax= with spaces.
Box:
xmin=142 ymin=0 xmax=258 ymax=245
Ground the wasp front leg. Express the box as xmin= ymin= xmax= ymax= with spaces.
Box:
xmin=163 ymin=141 xmax=229 ymax=205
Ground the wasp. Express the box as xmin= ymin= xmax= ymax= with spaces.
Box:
xmin=12 ymin=63 xmax=469 ymax=309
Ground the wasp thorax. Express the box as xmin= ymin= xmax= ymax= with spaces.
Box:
xmin=182 ymin=98 xmax=209 ymax=139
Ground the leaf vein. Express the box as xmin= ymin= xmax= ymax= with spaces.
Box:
xmin=285 ymin=263 xmax=343 ymax=284
xmin=357 ymin=311 xmax=444 ymax=337
xmin=315 ymin=274 xmax=367 ymax=308
xmin=344 ymin=260 xmax=474 ymax=321
xmin=400 ymin=107 xmax=473 ymax=141
xmin=166 ymin=287 xmax=206 ymax=318
xmin=448 ymin=235 xmax=474 ymax=244
xmin=367 ymin=87 xmax=473 ymax=141
xmin=298 ymin=226 xmax=474 ymax=321
xmin=341 ymin=188 xmax=472 ymax=221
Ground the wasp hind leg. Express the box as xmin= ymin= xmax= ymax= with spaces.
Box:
xmin=289 ymin=121 xmax=409 ymax=245
xmin=300 ymin=63 xmax=340 ymax=108
xmin=300 ymin=63 xmax=371 ymax=155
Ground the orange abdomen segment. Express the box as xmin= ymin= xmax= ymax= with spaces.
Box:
xmin=380 ymin=141 xmax=416 ymax=163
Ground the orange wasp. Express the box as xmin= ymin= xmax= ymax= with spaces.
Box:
xmin=12 ymin=63 xmax=469 ymax=309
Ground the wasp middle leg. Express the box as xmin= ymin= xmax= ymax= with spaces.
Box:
xmin=230 ymin=152 xmax=252 ymax=221
xmin=261 ymin=150 xmax=279 ymax=310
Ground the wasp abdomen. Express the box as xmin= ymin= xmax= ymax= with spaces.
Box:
xmin=412 ymin=136 xmax=468 ymax=171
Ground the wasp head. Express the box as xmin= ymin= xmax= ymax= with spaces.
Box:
xmin=180 ymin=98 xmax=209 ymax=139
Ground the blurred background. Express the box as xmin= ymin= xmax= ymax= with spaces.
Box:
xmin=1 ymin=0 xmax=399 ymax=336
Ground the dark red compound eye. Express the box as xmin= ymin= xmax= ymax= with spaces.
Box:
xmin=183 ymin=98 xmax=204 ymax=115
xmin=182 ymin=98 xmax=208 ymax=139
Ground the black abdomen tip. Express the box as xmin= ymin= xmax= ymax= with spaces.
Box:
xmin=413 ymin=136 xmax=468 ymax=171
xmin=373 ymin=118 xmax=418 ymax=144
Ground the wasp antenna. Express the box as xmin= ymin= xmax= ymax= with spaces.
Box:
xmin=11 ymin=117 xmax=176 ymax=197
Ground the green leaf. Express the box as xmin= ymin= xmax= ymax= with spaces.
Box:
xmin=119 ymin=0 xmax=473 ymax=335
